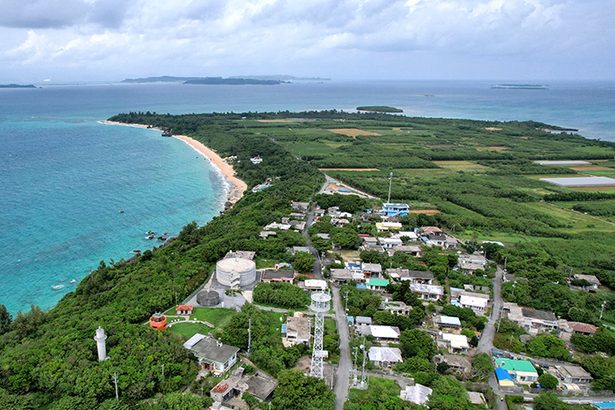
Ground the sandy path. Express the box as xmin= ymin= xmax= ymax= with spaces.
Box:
xmin=99 ymin=120 xmax=247 ymax=206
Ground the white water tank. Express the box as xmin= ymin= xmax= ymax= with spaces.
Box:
xmin=216 ymin=257 xmax=256 ymax=288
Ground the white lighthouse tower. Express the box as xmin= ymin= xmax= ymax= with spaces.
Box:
xmin=94 ymin=326 xmax=107 ymax=361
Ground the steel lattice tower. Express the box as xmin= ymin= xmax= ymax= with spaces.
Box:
xmin=309 ymin=290 xmax=331 ymax=379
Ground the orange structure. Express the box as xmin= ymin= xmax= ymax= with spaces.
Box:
xmin=149 ymin=312 xmax=167 ymax=330
xmin=176 ymin=304 xmax=193 ymax=316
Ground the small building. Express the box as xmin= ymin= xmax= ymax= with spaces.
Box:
xmin=303 ymin=279 xmax=327 ymax=291
xmin=460 ymin=294 xmax=489 ymax=313
xmin=259 ymin=230 xmax=277 ymax=239
xmin=291 ymin=201 xmax=310 ymax=212
xmin=330 ymin=268 xmax=353 ymax=283
xmin=467 ymin=391 xmax=487 ymax=407
xmin=503 ymin=303 xmax=558 ymax=335
xmin=438 ymin=332 xmax=470 ymax=353
xmin=149 ymin=312 xmax=167 ymax=330
xmin=393 ymin=231 xmax=418 ymax=241
xmin=366 ymin=278 xmax=389 ymax=291
xmin=495 ymin=368 xmax=515 ymax=387
xmin=434 ymin=315 xmax=462 ymax=331
xmin=264 ymin=222 xmax=291 ymax=231
xmin=176 ymin=305 xmax=193 ymax=316
xmin=495 ymin=358 xmax=538 ymax=385
xmin=380 ymin=300 xmax=411 ymax=315
xmin=388 ymin=245 xmax=422 ymax=257
xmin=380 ymin=202 xmax=410 ymax=217
xmin=360 ymin=325 xmax=400 ymax=341
xmin=566 ymin=321 xmax=598 ymax=336
xmin=380 ymin=237 xmax=403 ymax=249
xmin=458 ymin=253 xmax=488 ymax=274
xmin=261 ymin=269 xmax=295 ymax=283
xmin=572 ymin=274 xmax=601 ymax=291
xmin=368 ymin=346 xmax=403 ymax=367
xmin=355 ymin=316 xmax=373 ymax=326
xmin=410 ymin=283 xmax=444 ymax=300
xmin=551 ymin=364 xmax=593 ymax=385
xmin=224 ymin=250 xmax=256 ymax=260
xmin=315 ymin=233 xmax=330 ymax=240
xmin=283 ymin=316 xmax=311 ymax=347
xmin=387 ymin=268 xmax=434 ymax=284
xmin=400 ymin=384 xmax=432 ymax=405
xmin=184 ymin=334 xmax=240 ymax=375
xmin=375 ymin=222 xmax=403 ymax=232
xmin=362 ymin=262 xmax=382 ymax=278
xmin=291 ymin=246 xmax=311 ymax=255
xmin=434 ymin=354 xmax=471 ymax=377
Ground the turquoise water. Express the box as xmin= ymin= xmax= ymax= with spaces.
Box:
xmin=1 ymin=80 xmax=615 ymax=314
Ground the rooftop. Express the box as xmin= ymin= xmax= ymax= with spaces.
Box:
xmin=521 ymin=307 xmax=557 ymax=321
xmin=366 ymin=278 xmax=389 ymax=287
xmin=261 ymin=269 xmax=295 ymax=281
xmin=496 ymin=358 xmax=537 ymax=374
xmin=368 ymin=346 xmax=403 ymax=363
xmin=435 ymin=315 xmax=462 ymax=327
xmin=369 ymin=325 xmax=400 ymax=339
xmin=224 ymin=250 xmax=256 ymax=260
xmin=186 ymin=334 xmax=240 ymax=364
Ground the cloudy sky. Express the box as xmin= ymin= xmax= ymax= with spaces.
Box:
xmin=1 ymin=0 xmax=614 ymax=82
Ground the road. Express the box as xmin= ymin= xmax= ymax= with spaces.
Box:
xmin=477 ymin=266 xmax=504 ymax=354
xmin=303 ymin=203 xmax=322 ymax=278
xmin=332 ymin=286 xmax=352 ymax=410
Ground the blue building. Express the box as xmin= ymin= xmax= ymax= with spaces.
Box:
xmin=380 ymin=202 xmax=410 ymax=217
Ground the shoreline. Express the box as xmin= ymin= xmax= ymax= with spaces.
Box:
xmin=99 ymin=120 xmax=247 ymax=207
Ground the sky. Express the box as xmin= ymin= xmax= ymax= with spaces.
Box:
xmin=1 ymin=0 xmax=614 ymax=82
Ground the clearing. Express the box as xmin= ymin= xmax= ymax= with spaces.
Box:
xmin=433 ymin=160 xmax=488 ymax=171
xmin=328 ymin=128 xmax=382 ymax=137
xmin=410 ymin=209 xmax=441 ymax=215
xmin=319 ymin=168 xmax=380 ymax=171
xmin=477 ymin=146 xmax=510 ymax=152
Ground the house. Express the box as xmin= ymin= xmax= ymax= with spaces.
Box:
xmin=362 ymin=262 xmax=382 ymax=278
xmin=261 ymin=269 xmax=295 ymax=283
xmin=380 ymin=300 xmax=411 ymax=315
xmin=283 ymin=316 xmax=311 ymax=347
xmin=259 ymin=230 xmax=277 ymax=239
xmin=422 ymin=232 xmax=458 ymax=249
xmin=458 ymin=253 xmax=488 ymax=274
xmin=375 ymin=221 xmax=403 ymax=232
xmin=400 ymin=384 xmax=432 ymax=405
xmin=303 ymin=279 xmax=327 ymax=291
xmin=463 ymin=284 xmax=490 ymax=293
xmin=184 ymin=334 xmax=240 ymax=375
xmin=291 ymin=201 xmax=310 ymax=212
xmin=566 ymin=321 xmax=598 ymax=336
xmin=434 ymin=354 xmax=471 ymax=377
xmin=438 ymin=332 xmax=470 ymax=353
xmin=572 ymin=274 xmax=601 ymax=291
xmin=380 ymin=237 xmax=403 ymax=249
xmin=467 ymin=391 xmax=487 ymax=407
xmin=503 ymin=303 xmax=558 ymax=335
xmin=434 ymin=315 xmax=462 ymax=331
xmin=225 ymin=250 xmax=256 ymax=260
xmin=366 ymin=278 xmax=389 ymax=291
xmin=380 ymin=202 xmax=410 ymax=217
xmin=386 ymin=268 xmax=434 ymax=284
xmin=388 ymin=245 xmax=422 ymax=257
xmin=495 ymin=368 xmax=515 ymax=387
xmin=330 ymin=268 xmax=353 ymax=283
xmin=410 ymin=283 xmax=444 ymax=300
xmin=368 ymin=346 xmax=403 ymax=367
xmin=551 ymin=364 xmax=593 ymax=385
xmin=315 ymin=233 xmax=330 ymax=240
xmin=289 ymin=220 xmax=306 ymax=231
xmin=176 ymin=304 xmax=193 ymax=316
xmin=459 ymin=293 xmax=489 ymax=313
xmin=263 ymin=222 xmax=291 ymax=231
xmin=355 ymin=316 xmax=373 ymax=326
xmin=210 ymin=368 xmax=277 ymax=404
xmin=330 ymin=217 xmax=350 ymax=226
xmin=420 ymin=226 xmax=442 ymax=235
xmin=495 ymin=358 xmax=538 ymax=385
xmin=359 ymin=325 xmax=400 ymax=341
xmin=291 ymin=246 xmax=311 ymax=255
xmin=392 ymin=231 xmax=418 ymax=241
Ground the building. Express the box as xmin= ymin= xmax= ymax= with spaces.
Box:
xmin=149 ymin=312 xmax=167 ymax=330
xmin=551 ymin=364 xmax=593 ymax=385
xmin=291 ymin=246 xmax=311 ymax=255
xmin=263 ymin=222 xmax=291 ymax=231
xmin=355 ymin=316 xmax=373 ymax=326
xmin=362 ymin=262 xmax=382 ymax=278
xmin=467 ymin=392 xmax=487 ymax=407
xmin=368 ymin=346 xmax=403 ymax=367
xmin=495 ymin=358 xmax=538 ymax=385
xmin=434 ymin=354 xmax=471 ymax=377
xmin=259 ymin=230 xmax=277 ymax=239
xmin=303 ymin=279 xmax=328 ymax=291
xmin=261 ymin=269 xmax=295 ymax=283
xmin=458 ymin=253 xmax=488 ymax=274
xmin=216 ymin=257 xmax=257 ymax=289
xmin=410 ymin=283 xmax=444 ymax=300
xmin=375 ymin=221 xmax=403 ymax=231
xmin=359 ymin=325 xmax=400 ymax=341
xmin=209 ymin=368 xmax=277 ymax=404
xmin=434 ymin=315 xmax=462 ymax=331
xmin=392 ymin=231 xmax=418 ymax=241
xmin=495 ymin=368 xmax=515 ymax=387
xmin=291 ymin=201 xmax=310 ymax=212
xmin=330 ymin=268 xmax=353 ymax=283
xmin=388 ymin=245 xmax=422 ymax=257
xmin=184 ymin=334 xmax=240 ymax=375
xmin=224 ymin=250 xmax=256 ymax=260
xmin=283 ymin=316 xmax=311 ymax=347
xmin=380 ymin=237 xmax=403 ymax=249
xmin=380 ymin=202 xmax=410 ymax=217
xmin=503 ymin=303 xmax=558 ymax=335
xmin=459 ymin=293 xmax=489 ymax=313
xmin=387 ymin=268 xmax=434 ymax=284
xmin=380 ymin=300 xmax=411 ymax=315
xmin=366 ymin=278 xmax=389 ymax=291
xmin=176 ymin=304 xmax=193 ymax=316
xmin=572 ymin=274 xmax=601 ymax=291
xmin=438 ymin=332 xmax=470 ymax=353
xmin=565 ymin=321 xmax=598 ymax=336
xmin=400 ymin=384 xmax=432 ymax=405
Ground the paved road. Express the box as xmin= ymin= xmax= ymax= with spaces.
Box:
xmin=303 ymin=203 xmax=323 ymax=279
xmin=332 ymin=286 xmax=351 ymax=410
xmin=477 ymin=266 xmax=504 ymax=354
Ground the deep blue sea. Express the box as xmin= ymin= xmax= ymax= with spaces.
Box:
xmin=1 ymin=80 xmax=614 ymax=314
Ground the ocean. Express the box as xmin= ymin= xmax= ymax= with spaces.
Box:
xmin=1 ymin=80 xmax=614 ymax=314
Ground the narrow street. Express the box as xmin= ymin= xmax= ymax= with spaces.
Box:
xmin=477 ymin=266 xmax=504 ymax=354
xmin=303 ymin=203 xmax=322 ymax=278
xmin=331 ymin=286 xmax=351 ymax=410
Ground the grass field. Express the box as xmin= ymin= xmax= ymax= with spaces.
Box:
xmin=190 ymin=307 xmax=236 ymax=327
xmin=168 ymin=322 xmax=212 ymax=340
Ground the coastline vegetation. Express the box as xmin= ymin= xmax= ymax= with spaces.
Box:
xmin=356 ymin=105 xmax=403 ymax=113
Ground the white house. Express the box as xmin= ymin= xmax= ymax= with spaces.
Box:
xmin=438 ymin=332 xmax=470 ymax=353
xmin=410 ymin=283 xmax=444 ymax=300
xmin=368 ymin=347 xmax=403 ymax=367
xmin=400 ymin=384 xmax=432 ymax=405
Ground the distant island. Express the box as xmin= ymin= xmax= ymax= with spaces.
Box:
xmin=356 ymin=105 xmax=403 ymax=113
xmin=0 ymin=84 xmax=37 ymax=89
xmin=229 ymin=75 xmax=330 ymax=81
xmin=121 ymin=76 xmax=288 ymax=85
xmin=492 ymin=84 xmax=548 ymax=90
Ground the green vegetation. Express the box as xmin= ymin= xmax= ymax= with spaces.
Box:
xmin=167 ymin=322 xmax=212 ymax=339
xmin=271 ymin=370 xmax=334 ymax=410
xmin=345 ymin=377 xmax=419 ymax=409
xmin=356 ymin=106 xmax=403 ymax=113
xmin=538 ymin=372 xmax=559 ymax=389
xmin=190 ymin=307 xmax=235 ymax=327
xmin=341 ymin=283 xmax=382 ymax=317
xmin=253 ymin=282 xmax=311 ymax=309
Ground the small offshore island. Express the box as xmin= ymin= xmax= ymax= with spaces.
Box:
xmin=1 ymin=111 xmax=614 ymax=409
xmin=356 ymin=105 xmax=404 ymax=113
xmin=122 ymin=76 xmax=288 ymax=85
xmin=0 ymin=83 xmax=37 ymax=88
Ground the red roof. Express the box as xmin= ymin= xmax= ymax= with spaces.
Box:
xmin=421 ymin=226 xmax=442 ymax=234
xmin=358 ymin=234 xmax=370 ymax=237
xmin=176 ymin=304 xmax=193 ymax=311
xmin=568 ymin=322 xmax=597 ymax=334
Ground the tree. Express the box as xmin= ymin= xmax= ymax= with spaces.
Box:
xmin=399 ymin=329 xmax=437 ymax=360
xmin=538 ymin=373 xmax=558 ymax=390
xmin=526 ymin=335 xmax=571 ymax=361
xmin=0 ymin=304 xmax=11 ymax=335
xmin=426 ymin=376 xmax=473 ymax=410
xmin=271 ymin=370 xmax=334 ymax=410
xmin=534 ymin=393 xmax=569 ymax=410
xmin=293 ymin=252 xmax=315 ymax=274
xmin=471 ymin=353 xmax=493 ymax=382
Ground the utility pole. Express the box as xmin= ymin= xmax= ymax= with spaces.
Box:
xmin=360 ymin=343 xmax=368 ymax=389
xmin=352 ymin=346 xmax=359 ymax=386
xmin=161 ymin=364 xmax=165 ymax=379
xmin=112 ymin=372 xmax=119 ymax=401
xmin=387 ymin=172 xmax=393 ymax=204
xmin=600 ymin=301 xmax=606 ymax=320
xmin=344 ymin=290 xmax=349 ymax=313
xmin=247 ymin=318 xmax=252 ymax=356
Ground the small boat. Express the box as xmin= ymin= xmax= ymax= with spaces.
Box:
xmin=69 ymin=279 xmax=77 ymax=284
xmin=51 ymin=284 xmax=65 ymax=290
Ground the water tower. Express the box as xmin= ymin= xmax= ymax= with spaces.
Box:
xmin=309 ymin=290 xmax=331 ymax=379
xmin=94 ymin=326 xmax=107 ymax=361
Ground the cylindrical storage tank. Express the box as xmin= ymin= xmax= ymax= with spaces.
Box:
xmin=197 ymin=290 xmax=221 ymax=306
xmin=216 ymin=257 xmax=256 ymax=288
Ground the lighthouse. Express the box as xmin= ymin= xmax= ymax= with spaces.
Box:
xmin=94 ymin=326 xmax=107 ymax=361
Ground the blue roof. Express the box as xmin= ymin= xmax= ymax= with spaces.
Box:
xmin=594 ymin=402 xmax=615 ymax=409
xmin=281 ymin=324 xmax=287 ymax=334
xmin=356 ymin=284 xmax=366 ymax=289
xmin=495 ymin=368 xmax=513 ymax=381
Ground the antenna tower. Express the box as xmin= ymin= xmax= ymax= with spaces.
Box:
xmin=309 ymin=290 xmax=331 ymax=379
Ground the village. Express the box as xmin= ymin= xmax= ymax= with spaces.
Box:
xmin=91 ymin=174 xmax=614 ymax=410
